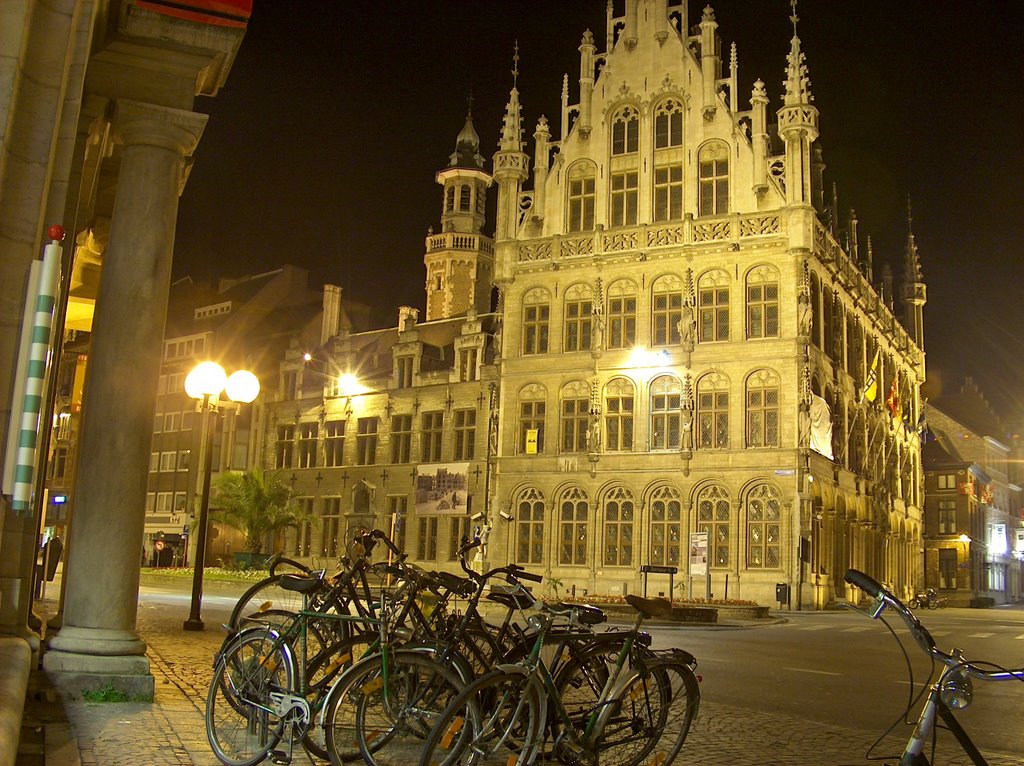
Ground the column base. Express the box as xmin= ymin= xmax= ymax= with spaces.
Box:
xmin=42 ymin=650 xmax=154 ymax=702
xmin=43 ymin=625 xmax=153 ymax=701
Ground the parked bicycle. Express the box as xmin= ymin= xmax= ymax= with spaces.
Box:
xmin=908 ymin=587 xmax=945 ymax=610
xmin=417 ymin=594 xmax=700 ymax=766
xmin=845 ymin=569 xmax=1024 ymax=765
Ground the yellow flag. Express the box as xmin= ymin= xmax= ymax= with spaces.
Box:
xmin=863 ymin=349 xmax=880 ymax=403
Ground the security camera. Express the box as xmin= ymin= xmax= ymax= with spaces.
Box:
xmin=499 ymin=511 xmax=514 ymax=522
xmin=471 ymin=512 xmax=484 ymax=521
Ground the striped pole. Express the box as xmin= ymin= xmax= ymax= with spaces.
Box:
xmin=10 ymin=225 xmax=63 ymax=514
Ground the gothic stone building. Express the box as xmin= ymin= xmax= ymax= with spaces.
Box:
xmin=268 ymin=1 xmax=926 ymax=609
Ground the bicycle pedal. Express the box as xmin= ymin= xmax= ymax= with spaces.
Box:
xmin=268 ymin=750 xmax=291 ymax=765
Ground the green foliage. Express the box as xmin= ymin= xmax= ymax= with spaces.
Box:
xmin=82 ymin=685 xmax=132 ymax=703
xmin=545 ymin=577 xmax=564 ymax=599
xmin=210 ymin=468 xmax=308 ymax=554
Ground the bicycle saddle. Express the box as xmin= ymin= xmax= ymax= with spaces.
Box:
xmin=624 ymin=594 xmax=674 ymax=619
xmin=546 ymin=602 xmax=607 ymax=625
xmin=278 ymin=574 xmax=323 ymax=595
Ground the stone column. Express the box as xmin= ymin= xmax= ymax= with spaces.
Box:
xmin=44 ymin=101 xmax=206 ymax=698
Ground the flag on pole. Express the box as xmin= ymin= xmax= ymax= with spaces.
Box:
xmin=862 ymin=349 xmax=880 ymax=403
xmin=886 ymin=376 xmax=901 ymax=419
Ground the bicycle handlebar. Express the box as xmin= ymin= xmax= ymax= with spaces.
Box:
xmin=844 ymin=568 xmax=1024 ymax=682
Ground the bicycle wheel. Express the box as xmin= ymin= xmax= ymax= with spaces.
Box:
xmin=417 ymin=668 xmax=544 ymax=766
xmin=206 ymin=628 xmax=296 ymax=766
xmin=324 ymin=650 xmax=467 ymax=766
xmin=230 ymin=575 xmax=306 ymax=629
xmin=593 ymin=659 xmax=700 ymax=766
xmin=302 ymin=630 xmax=378 ymax=762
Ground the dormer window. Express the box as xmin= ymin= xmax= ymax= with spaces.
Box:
xmin=654 ymin=99 xmax=683 ymax=148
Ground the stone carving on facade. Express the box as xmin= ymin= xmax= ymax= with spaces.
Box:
xmin=591 ymin=276 xmax=604 ymax=358
xmin=797 ymin=265 xmax=812 ymax=341
xmin=677 ymin=269 xmax=696 ymax=367
xmin=586 ymin=379 xmax=601 ymax=476
xmin=679 ymin=374 xmax=694 ymax=476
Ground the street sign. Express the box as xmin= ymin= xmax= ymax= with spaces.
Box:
xmin=689 ymin=531 xmax=708 ymax=577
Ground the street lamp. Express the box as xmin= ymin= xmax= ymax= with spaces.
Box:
xmin=183 ymin=361 xmax=260 ymax=631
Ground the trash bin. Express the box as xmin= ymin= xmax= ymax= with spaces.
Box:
xmin=775 ymin=582 xmax=790 ymax=605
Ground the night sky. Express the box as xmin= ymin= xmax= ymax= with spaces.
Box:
xmin=173 ymin=1 xmax=1024 ymax=423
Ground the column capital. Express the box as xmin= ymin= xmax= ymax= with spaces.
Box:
xmin=113 ymin=100 xmax=208 ymax=156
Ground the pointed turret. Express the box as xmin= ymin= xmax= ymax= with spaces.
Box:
xmin=777 ymin=0 xmax=819 ymax=205
xmin=493 ymin=45 xmax=530 ymax=242
xmin=700 ymin=6 xmax=719 ymax=120
xmin=578 ymin=30 xmax=596 ymax=139
xmin=750 ymin=78 xmax=769 ymax=196
xmin=426 ymin=103 xmax=494 ymax=321
xmin=901 ymin=198 xmax=927 ymax=349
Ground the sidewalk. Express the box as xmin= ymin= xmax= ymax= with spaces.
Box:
xmin=18 ymin=594 xmax=1024 ymax=766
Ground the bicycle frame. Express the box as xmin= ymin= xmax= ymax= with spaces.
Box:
xmin=845 ymin=568 xmax=1024 ymax=766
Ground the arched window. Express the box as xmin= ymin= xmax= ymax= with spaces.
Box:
xmin=445 ymin=185 xmax=455 ymax=212
xmin=650 ymin=375 xmax=682 ymax=450
xmin=653 ymin=99 xmax=684 ymax=222
xmin=611 ymin=105 xmax=639 ymax=155
xmin=698 ymin=142 xmax=729 ymax=215
xmin=604 ymin=377 xmax=635 ymax=452
xmin=607 ymin=279 xmax=638 ymax=349
xmin=651 ymin=274 xmax=684 ymax=346
xmin=746 ymin=484 xmax=781 ymax=568
xmin=654 ymin=99 xmax=683 ymax=149
xmin=649 ymin=485 xmax=682 ymax=566
xmin=697 ymin=484 xmax=731 ymax=567
xmin=459 ymin=184 xmax=471 ymax=211
xmin=697 ymin=373 xmax=729 ymax=449
xmin=558 ymin=487 xmax=589 ymax=565
xmin=522 ymin=287 xmax=550 ymax=355
xmin=822 ymin=285 xmax=834 ymax=359
xmin=746 ymin=369 xmax=780 ymax=447
xmin=602 ymin=486 xmax=635 ymax=566
xmin=567 ymin=163 xmax=596 ymax=232
xmin=746 ymin=266 xmax=779 ymax=339
xmin=516 ymin=487 xmax=545 ymax=564
xmin=563 ymin=283 xmax=593 ymax=352
xmin=517 ymin=383 xmax=546 ymax=455
xmin=560 ymin=380 xmax=590 ymax=454
xmin=698 ymin=270 xmax=729 ymax=342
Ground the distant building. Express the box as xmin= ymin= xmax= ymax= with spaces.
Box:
xmin=923 ymin=381 xmax=1023 ymax=604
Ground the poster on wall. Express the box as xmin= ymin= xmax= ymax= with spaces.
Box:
xmin=415 ymin=462 xmax=470 ymax=515
xmin=689 ymin=531 xmax=708 ymax=577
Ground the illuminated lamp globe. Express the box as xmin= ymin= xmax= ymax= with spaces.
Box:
xmin=225 ymin=370 xmax=260 ymax=403
xmin=185 ymin=361 xmax=227 ymax=400
xmin=338 ymin=373 xmax=363 ymax=397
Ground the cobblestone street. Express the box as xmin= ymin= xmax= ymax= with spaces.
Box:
xmin=20 ymin=596 xmax=1024 ymax=766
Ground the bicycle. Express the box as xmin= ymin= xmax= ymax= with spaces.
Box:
xmin=844 ymin=569 xmax=1024 ymax=765
xmin=417 ymin=594 xmax=700 ymax=766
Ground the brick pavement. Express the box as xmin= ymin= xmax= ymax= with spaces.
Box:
xmin=20 ymin=598 xmax=1024 ymax=766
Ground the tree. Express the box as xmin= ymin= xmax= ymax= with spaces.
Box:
xmin=210 ymin=468 xmax=305 ymax=554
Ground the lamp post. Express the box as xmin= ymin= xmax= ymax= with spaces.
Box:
xmin=183 ymin=361 xmax=260 ymax=631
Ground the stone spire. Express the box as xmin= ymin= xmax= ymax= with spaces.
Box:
xmin=901 ymin=197 xmax=927 ymax=349
xmin=498 ymin=44 xmax=524 ymax=153
xmin=783 ymin=0 xmax=813 ymax=106
xmin=493 ymin=44 xmax=530 ymax=242
xmin=903 ymin=198 xmax=923 ymax=282
xmin=777 ymin=0 xmax=819 ymax=206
